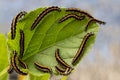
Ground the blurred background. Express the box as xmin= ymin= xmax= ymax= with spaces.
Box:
xmin=0 ymin=0 xmax=120 ymax=80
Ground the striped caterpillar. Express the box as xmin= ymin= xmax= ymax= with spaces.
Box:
xmin=59 ymin=13 xmax=85 ymax=23
xmin=11 ymin=11 xmax=27 ymax=39
xmin=7 ymin=65 xmax=14 ymax=74
xmin=72 ymin=32 xmax=94 ymax=65
xmin=66 ymin=8 xmax=106 ymax=32
xmin=19 ymin=30 xmax=25 ymax=58
xmin=85 ymin=19 xmax=106 ymax=32
xmin=31 ymin=6 xmax=61 ymax=30
xmin=55 ymin=66 xmax=73 ymax=75
xmin=66 ymin=8 xmax=94 ymax=18
xmin=11 ymin=50 xmax=28 ymax=75
xmin=55 ymin=49 xmax=71 ymax=68
xmin=55 ymin=49 xmax=73 ymax=75
xmin=34 ymin=62 xmax=52 ymax=74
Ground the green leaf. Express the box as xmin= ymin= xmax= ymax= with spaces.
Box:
xmin=61 ymin=76 xmax=67 ymax=80
xmin=29 ymin=73 xmax=50 ymax=80
xmin=8 ymin=7 xmax=99 ymax=79
xmin=0 ymin=34 xmax=8 ymax=80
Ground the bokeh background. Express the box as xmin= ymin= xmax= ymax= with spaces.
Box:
xmin=0 ymin=0 xmax=120 ymax=80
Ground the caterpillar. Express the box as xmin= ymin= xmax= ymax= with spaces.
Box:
xmin=18 ymin=58 xmax=28 ymax=69
xmin=20 ymin=30 xmax=25 ymax=58
xmin=11 ymin=50 xmax=28 ymax=75
xmin=59 ymin=13 xmax=85 ymax=23
xmin=7 ymin=65 xmax=14 ymax=74
xmin=11 ymin=11 xmax=27 ymax=39
xmin=55 ymin=66 xmax=72 ymax=75
xmin=55 ymin=66 xmax=65 ymax=73
xmin=55 ymin=49 xmax=71 ymax=68
xmin=34 ymin=62 xmax=52 ymax=74
xmin=72 ymin=32 xmax=94 ymax=65
xmin=31 ymin=6 xmax=61 ymax=30
xmin=66 ymin=8 xmax=94 ymax=18
xmin=85 ymin=19 xmax=106 ymax=32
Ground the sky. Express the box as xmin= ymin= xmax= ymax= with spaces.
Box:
xmin=0 ymin=0 xmax=120 ymax=80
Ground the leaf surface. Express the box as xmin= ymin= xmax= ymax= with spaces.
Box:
xmin=8 ymin=7 xmax=99 ymax=79
xmin=0 ymin=34 xmax=8 ymax=80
